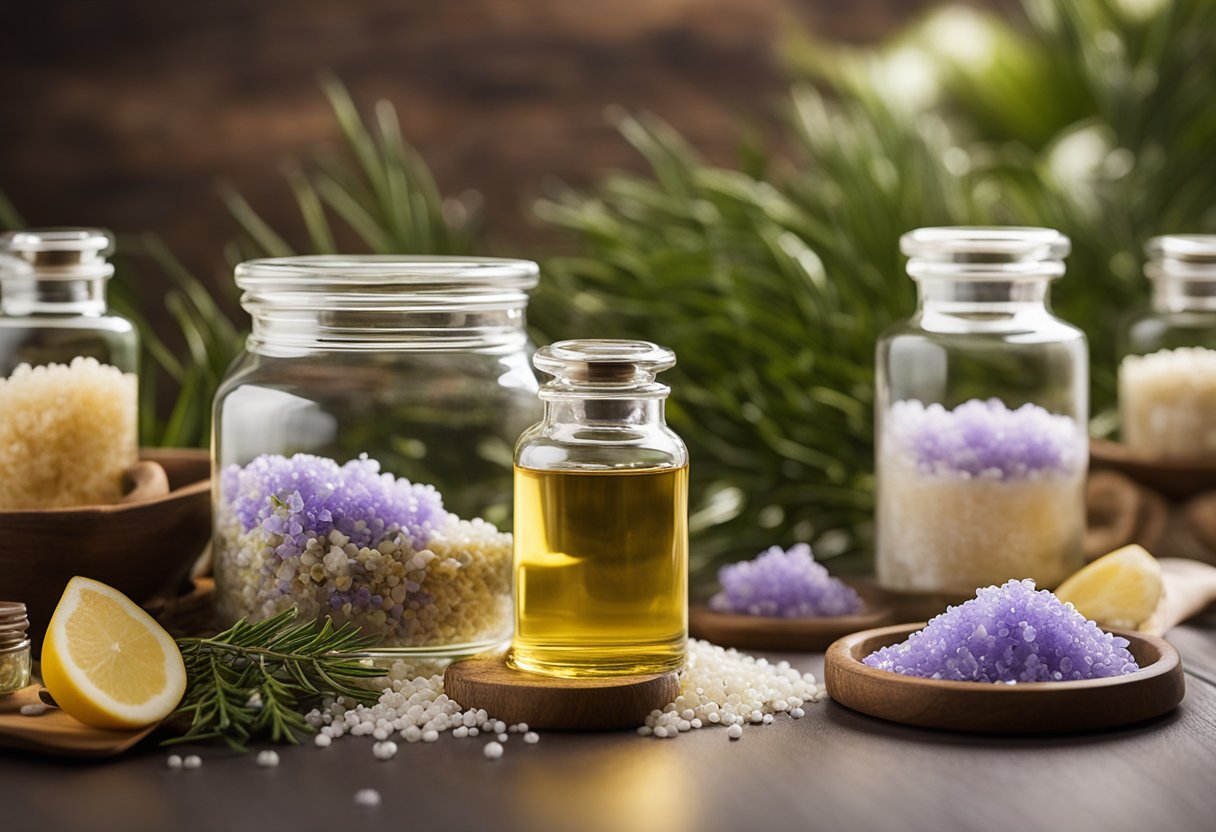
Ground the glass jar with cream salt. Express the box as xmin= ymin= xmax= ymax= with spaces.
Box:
xmin=0 ymin=229 xmax=138 ymax=510
xmin=1119 ymin=235 xmax=1216 ymax=459
xmin=875 ymin=227 xmax=1088 ymax=599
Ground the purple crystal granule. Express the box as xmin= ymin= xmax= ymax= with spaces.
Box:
xmin=222 ymin=452 xmax=445 ymax=555
xmin=885 ymin=398 xmax=1082 ymax=479
xmin=709 ymin=543 xmax=864 ymax=618
xmin=863 ymin=579 xmax=1140 ymax=683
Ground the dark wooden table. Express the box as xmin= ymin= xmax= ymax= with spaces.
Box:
xmin=7 ymin=613 xmax=1216 ymax=832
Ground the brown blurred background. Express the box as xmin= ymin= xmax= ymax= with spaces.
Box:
xmin=0 ymin=0 xmax=1013 ymax=279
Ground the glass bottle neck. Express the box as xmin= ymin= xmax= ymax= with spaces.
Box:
xmin=1150 ymin=275 xmax=1216 ymax=313
xmin=0 ymin=277 xmax=108 ymax=316
xmin=916 ymin=277 xmax=1051 ymax=312
xmin=541 ymin=397 xmax=666 ymax=428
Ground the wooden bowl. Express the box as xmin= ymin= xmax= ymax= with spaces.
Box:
xmin=689 ymin=581 xmax=894 ymax=652
xmin=0 ymin=448 xmax=211 ymax=652
xmin=1090 ymin=437 xmax=1216 ymax=501
xmin=825 ymin=623 xmax=1185 ymax=734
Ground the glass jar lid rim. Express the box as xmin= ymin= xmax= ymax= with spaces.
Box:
xmin=900 ymin=226 xmax=1070 ymax=259
xmin=0 ymin=228 xmax=113 ymax=256
xmin=236 ymin=255 xmax=539 ymax=289
xmin=535 ymin=339 xmax=676 ymax=383
xmin=1146 ymin=234 xmax=1216 ymax=264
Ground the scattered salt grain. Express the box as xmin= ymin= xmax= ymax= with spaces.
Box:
xmin=19 ymin=703 xmax=48 ymax=716
xmin=497 ymin=733 xmax=508 ymax=742
xmin=484 ymin=741 xmax=504 ymax=760
xmin=183 ymin=755 xmax=202 ymax=770
xmin=166 ymin=754 xmax=183 ymax=770
xmin=354 ymin=788 xmax=381 ymax=808
xmin=727 ymin=724 xmax=743 ymax=740
xmin=314 ymin=733 xmax=332 ymax=748
xmin=523 ymin=732 xmax=539 ymax=745
xmin=256 ymin=750 xmax=280 ymax=768
xmin=373 ymin=741 xmax=398 ymax=760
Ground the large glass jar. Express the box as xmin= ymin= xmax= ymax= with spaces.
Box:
xmin=0 ymin=229 xmax=138 ymax=509
xmin=511 ymin=340 xmax=688 ymax=677
xmin=875 ymin=227 xmax=1088 ymax=599
xmin=213 ymin=256 xmax=541 ymax=657
xmin=1119 ymin=235 xmax=1216 ymax=459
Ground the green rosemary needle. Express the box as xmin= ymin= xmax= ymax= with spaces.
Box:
xmin=167 ymin=607 xmax=385 ymax=751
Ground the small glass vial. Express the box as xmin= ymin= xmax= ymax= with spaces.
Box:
xmin=0 ymin=602 xmax=32 ymax=695
xmin=510 ymin=340 xmax=689 ymax=677
xmin=1119 ymin=235 xmax=1216 ymax=459
xmin=0 ymin=229 xmax=139 ymax=509
xmin=876 ymin=228 xmax=1088 ymax=598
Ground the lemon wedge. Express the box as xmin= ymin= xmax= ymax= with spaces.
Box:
xmin=41 ymin=577 xmax=186 ymax=730
xmin=1055 ymin=544 xmax=1164 ymax=631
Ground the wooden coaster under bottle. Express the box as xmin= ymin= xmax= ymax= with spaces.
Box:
xmin=444 ymin=652 xmax=680 ymax=730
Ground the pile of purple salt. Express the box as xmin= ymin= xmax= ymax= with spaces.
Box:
xmin=709 ymin=543 xmax=864 ymax=618
xmin=885 ymin=398 xmax=1083 ymax=479
xmin=863 ymin=579 xmax=1140 ymax=683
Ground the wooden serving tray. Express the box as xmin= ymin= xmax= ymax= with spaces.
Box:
xmin=0 ymin=685 xmax=155 ymax=757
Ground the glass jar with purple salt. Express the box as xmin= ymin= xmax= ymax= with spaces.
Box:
xmin=212 ymin=257 xmax=541 ymax=657
xmin=875 ymin=228 xmax=1088 ymax=598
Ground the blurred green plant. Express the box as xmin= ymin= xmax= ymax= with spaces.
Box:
xmin=223 ymin=74 xmax=480 ymax=259
xmin=532 ymin=0 xmax=1216 ymax=573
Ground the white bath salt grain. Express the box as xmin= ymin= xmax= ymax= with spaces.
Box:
xmin=19 ymin=703 xmax=48 ymax=716
xmin=302 ymin=660 xmax=533 ymax=760
xmin=314 ymin=733 xmax=332 ymax=748
xmin=166 ymin=754 xmax=183 ymax=770
xmin=484 ymin=741 xmax=504 ymax=760
xmin=354 ymin=788 xmax=381 ymax=808
xmin=256 ymin=750 xmax=280 ymax=768
xmin=183 ymin=755 xmax=202 ymax=770
xmin=523 ymin=732 xmax=539 ymax=745
xmin=639 ymin=639 xmax=824 ymax=740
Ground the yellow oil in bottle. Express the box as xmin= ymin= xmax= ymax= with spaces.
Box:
xmin=509 ymin=464 xmax=688 ymax=677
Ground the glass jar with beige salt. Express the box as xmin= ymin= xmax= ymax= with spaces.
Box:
xmin=1120 ymin=236 xmax=1216 ymax=460
xmin=0 ymin=229 xmax=138 ymax=509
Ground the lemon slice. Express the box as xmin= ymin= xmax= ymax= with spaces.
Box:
xmin=41 ymin=577 xmax=186 ymax=730
xmin=1055 ymin=544 xmax=1164 ymax=631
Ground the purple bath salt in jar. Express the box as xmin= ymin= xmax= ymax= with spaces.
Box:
xmin=875 ymin=228 xmax=1088 ymax=599
xmin=212 ymin=257 xmax=541 ymax=658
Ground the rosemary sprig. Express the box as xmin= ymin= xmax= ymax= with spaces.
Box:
xmin=167 ymin=608 xmax=385 ymax=751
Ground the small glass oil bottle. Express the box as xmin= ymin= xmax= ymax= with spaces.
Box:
xmin=509 ymin=340 xmax=688 ymax=678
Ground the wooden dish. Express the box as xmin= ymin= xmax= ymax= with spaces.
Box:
xmin=825 ymin=623 xmax=1185 ymax=734
xmin=0 ymin=447 xmax=211 ymax=652
xmin=1090 ymin=437 xmax=1216 ymax=501
xmin=689 ymin=582 xmax=894 ymax=652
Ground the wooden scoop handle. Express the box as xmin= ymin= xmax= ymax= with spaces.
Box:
xmin=120 ymin=461 xmax=171 ymax=504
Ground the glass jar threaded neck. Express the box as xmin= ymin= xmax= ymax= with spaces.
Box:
xmin=235 ymin=255 xmax=538 ymax=353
